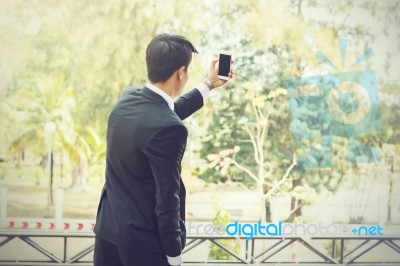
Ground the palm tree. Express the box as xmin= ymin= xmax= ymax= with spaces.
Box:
xmin=6 ymin=70 xmax=108 ymax=193
xmin=5 ymin=72 xmax=75 ymax=198
xmin=60 ymin=124 xmax=106 ymax=192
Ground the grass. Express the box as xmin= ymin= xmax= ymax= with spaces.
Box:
xmin=0 ymin=163 xmax=103 ymax=219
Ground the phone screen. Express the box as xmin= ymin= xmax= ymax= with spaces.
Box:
xmin=218 ymin=53 xmax=231 ymax=77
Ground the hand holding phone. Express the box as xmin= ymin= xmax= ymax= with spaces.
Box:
xmin=217 ymin=52 xmax=232 ymax=80
xmin=204 ymin=52 xmax=233 ymax=90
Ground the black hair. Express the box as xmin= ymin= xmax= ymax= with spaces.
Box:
xmin=146 ymin=34 xmax=198 ymax=83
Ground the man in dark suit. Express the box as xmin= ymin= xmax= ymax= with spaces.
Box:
xmin=93 ymin=34 xmax=233 ymax=266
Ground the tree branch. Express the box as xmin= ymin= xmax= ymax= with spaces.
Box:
xmin=282 ymin=202 xmax=303 ymax=222
xmin=229 ymin=158 xmax=259 ymax=184
xmin=243 ymin=126 xmax=260 ymax=164
xmin=263 ymin=154 xmax=297 ymax=199
xmin=259 ymin=97 xmax=277 ymax=160
xmin=256 ymin=105 xmax=265 ymax=121
xmin=251 ymin=101 xmax=260 ymax=121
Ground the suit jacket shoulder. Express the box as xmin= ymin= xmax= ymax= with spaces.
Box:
xmin=108 ymin=86 xmax=184 ymax=151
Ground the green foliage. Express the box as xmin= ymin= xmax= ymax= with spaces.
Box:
xmin=0 ymin=0 xmax=399 ymax=220
xmin=323 ymin=239 xmax=351 ymax=261
xmin=208 ymin=208 xmax=241 ymax=260
xmin=1 ymin=0 xmax=206 ymax=187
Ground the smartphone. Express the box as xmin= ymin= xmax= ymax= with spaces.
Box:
xmin=218 ymin=52 xmax=232 ymax=80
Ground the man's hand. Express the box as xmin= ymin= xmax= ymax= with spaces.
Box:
xmin=207 ymin=58 xmax=234 ymax=89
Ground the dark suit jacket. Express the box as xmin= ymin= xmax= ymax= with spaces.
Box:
xmin=94 ymin=86 xmax=204 ymax=257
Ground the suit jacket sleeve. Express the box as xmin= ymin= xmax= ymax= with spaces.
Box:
xmin=174 ymin=88 xmax=204 ymax=120
xmin=143 ymin=124 xmax=188 ymax=257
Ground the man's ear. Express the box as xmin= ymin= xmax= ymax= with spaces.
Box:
xmin=177 ymin=66 xmax=186 ymax=81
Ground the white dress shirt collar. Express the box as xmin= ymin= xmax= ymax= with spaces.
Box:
xmin=145 ymin=83 xmax=175 ymax=111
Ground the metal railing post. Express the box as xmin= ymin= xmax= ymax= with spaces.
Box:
xmin=55 ymin=188 xmax=63 ymax=230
